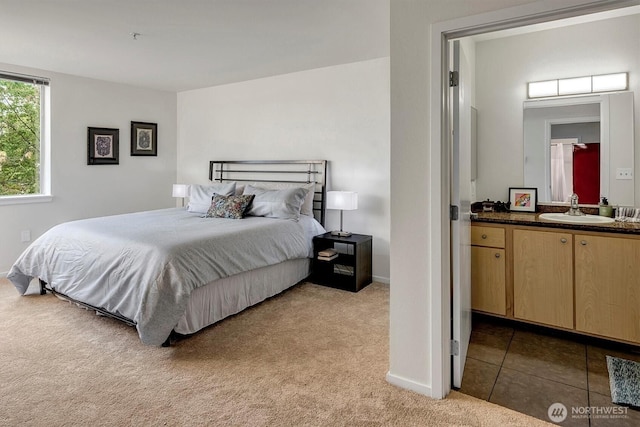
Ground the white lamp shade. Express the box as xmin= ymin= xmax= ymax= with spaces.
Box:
xmin=326 ymin=191 xmax=358 ymax=211
xmin=172 ymin=184 xmax=190 ymax=198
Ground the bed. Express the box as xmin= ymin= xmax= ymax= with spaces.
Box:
xmin=8 ymin=160 xmax=327 ymax=346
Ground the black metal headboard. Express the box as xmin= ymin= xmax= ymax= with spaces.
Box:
xmin=209 ymin=160 xmax=328 ymax=226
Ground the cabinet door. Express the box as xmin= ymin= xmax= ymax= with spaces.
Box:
xmin=513 ymin=229 xmax=573 ymax=329
xmin=575 ymin=234 xmax=640 ymax=343
xmin=471 ymin=246 xmax=506 ymax=315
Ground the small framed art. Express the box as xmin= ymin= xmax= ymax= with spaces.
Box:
xmin=131 ymin=121 xmax=157 ymax=156
xmin=509 ymin=187 xmax=537 ymax=213
xmin=87 ymin=127 xmax=119 ymax=165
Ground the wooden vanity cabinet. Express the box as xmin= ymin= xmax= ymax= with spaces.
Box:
xmin=471 ymin=225 xmax=507 ymax=316
xmin=513 ymin=229 xmax=574 ymax=329
xmin=472 ymin=219 xmax=640 ymax=345
xmin=575 ymin=234 xmax=640 ymax=343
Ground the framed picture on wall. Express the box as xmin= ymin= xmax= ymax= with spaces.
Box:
xmin=131 ymin=121 xmax=157 ymax=156
xmin=87 ymin=127 xmax=119 ymax=165
xmin=509 ymin=187 xmax=537 ymax=213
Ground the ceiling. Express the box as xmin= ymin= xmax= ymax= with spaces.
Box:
xmin=0 ymin=0 xmax=389 ymax=92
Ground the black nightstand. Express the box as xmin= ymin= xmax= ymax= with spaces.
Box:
xmin=311 ymin=232 xmax=372 ymax=292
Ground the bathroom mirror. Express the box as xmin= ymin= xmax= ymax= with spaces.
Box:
xmin=523 ymin=92 xmax=635 ymax=206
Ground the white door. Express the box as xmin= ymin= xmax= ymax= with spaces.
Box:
xmin=451 ymin=40 xmax=472 ymax=389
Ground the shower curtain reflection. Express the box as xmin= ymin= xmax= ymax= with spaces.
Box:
xmin=550 ymin=139 xmax=576 ymax=203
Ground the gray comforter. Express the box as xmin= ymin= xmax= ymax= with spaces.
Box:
xmin=8 ymin=208 xmax=324 ymax=345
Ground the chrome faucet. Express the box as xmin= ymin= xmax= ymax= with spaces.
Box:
xmin=566 ymin=193 xmax=584 ymax=216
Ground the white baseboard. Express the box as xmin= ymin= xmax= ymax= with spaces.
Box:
xmin=373 ymin=275 xmax=390 ymax=285
xmin=0 ymin=271 xmax=7 ymax=279
xmin=386 ymin=371 xmax=433 ymax=397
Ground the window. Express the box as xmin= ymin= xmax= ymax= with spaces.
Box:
xmin=0 ymin=71 xmax=50 ymax=203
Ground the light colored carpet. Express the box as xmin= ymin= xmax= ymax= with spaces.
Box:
xmin=0 ymin=278 xmax=550 ymax=426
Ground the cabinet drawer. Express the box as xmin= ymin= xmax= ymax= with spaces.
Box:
xmin=471 ymin=226 xmax=505 ymax=248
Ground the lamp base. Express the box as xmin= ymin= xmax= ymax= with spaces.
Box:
xmin=330 ymin=230 xmax=352 ymax=237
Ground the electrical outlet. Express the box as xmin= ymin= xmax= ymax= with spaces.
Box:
xmin=616 ymin=168 xmax=634 ymax=180
xmin=21 ymin=230 xmax=31 ymax=242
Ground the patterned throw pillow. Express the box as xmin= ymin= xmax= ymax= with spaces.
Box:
xmin=206 ymin=194 xmax=255 ymax=219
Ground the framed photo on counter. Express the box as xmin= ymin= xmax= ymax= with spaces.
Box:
xmin=509 ymin=187 xmax=537 ymax=212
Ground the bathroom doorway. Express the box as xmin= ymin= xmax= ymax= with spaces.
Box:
xmin=439 ymin=0 xmax=640 ymax=414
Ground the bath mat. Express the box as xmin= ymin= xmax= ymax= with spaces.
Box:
xmin=606 ymin=355 xmax=640 ymax=407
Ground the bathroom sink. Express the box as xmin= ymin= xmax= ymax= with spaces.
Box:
xmin=538 ymin=212 xmax=615 ymax=225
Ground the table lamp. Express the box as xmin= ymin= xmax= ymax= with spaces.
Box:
xmin=326 ymin=191 xmax=358 ymax=237
xmin=172 ymin=184 xmax=190 ymax=207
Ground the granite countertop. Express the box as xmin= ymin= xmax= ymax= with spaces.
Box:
xmin=472 ymin=211 xmax=640 ymax=235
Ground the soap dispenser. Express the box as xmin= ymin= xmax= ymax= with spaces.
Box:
xmin=599 ymin=197 xmax=613 ymax=217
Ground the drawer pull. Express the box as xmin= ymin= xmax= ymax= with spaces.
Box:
xmin=560 ymin=238 xmax=567 ymax=244
xmin=581 ymin=240 xmax=587 ymax=246
xmin=495 ymin=253 xmax=501 ymax=258
xmin=482 ymin=234 xmax=487 ymax=239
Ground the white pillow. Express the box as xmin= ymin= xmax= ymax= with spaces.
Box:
xmin=187 ymin=182 xmax=236 ymax=214
xmin=243 ymin=185 xmax=308 ymax=220
xmin=246 ymin=182 xmax=316 ymax=216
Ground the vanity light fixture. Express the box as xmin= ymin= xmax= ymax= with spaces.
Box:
xmin=558 ymin=76 xmax=592 ymax=96
xmin=528 ymin=80 xmax=558 ymax=98
xmin=528 ymin=72 xmax=628 ymax=99
xmin=592 ymin=72 xmax=628 ymax=92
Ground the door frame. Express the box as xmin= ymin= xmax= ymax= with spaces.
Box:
xmin=429 ymin=0 xmax=636 ymax=399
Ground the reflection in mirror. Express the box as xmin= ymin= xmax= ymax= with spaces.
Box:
xmin=550 ymin=122 xmax=600 ymax=204
xmin=524 ymin=92 xmax=634 ymax=206
xmin=550 ymin=138 xmax=577 ymax=203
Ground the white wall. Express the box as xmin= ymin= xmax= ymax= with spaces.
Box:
xmin=0 ymin=63 xmax=177 ymax=274
xmin=475 ymin=13 xmax=640 ymax=203
xmin=177 ymin=58 xmax=390 ymax=282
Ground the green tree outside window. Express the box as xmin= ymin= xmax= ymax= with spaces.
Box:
xmin=0 ymin=78 xmax=41 ymax=196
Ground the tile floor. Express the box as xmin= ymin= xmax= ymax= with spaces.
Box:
xmin=459 ymin=314 xmax=640 ymax=426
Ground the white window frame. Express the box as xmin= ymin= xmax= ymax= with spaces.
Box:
xmin=0 ymin=72 xmax=52 ymax=206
